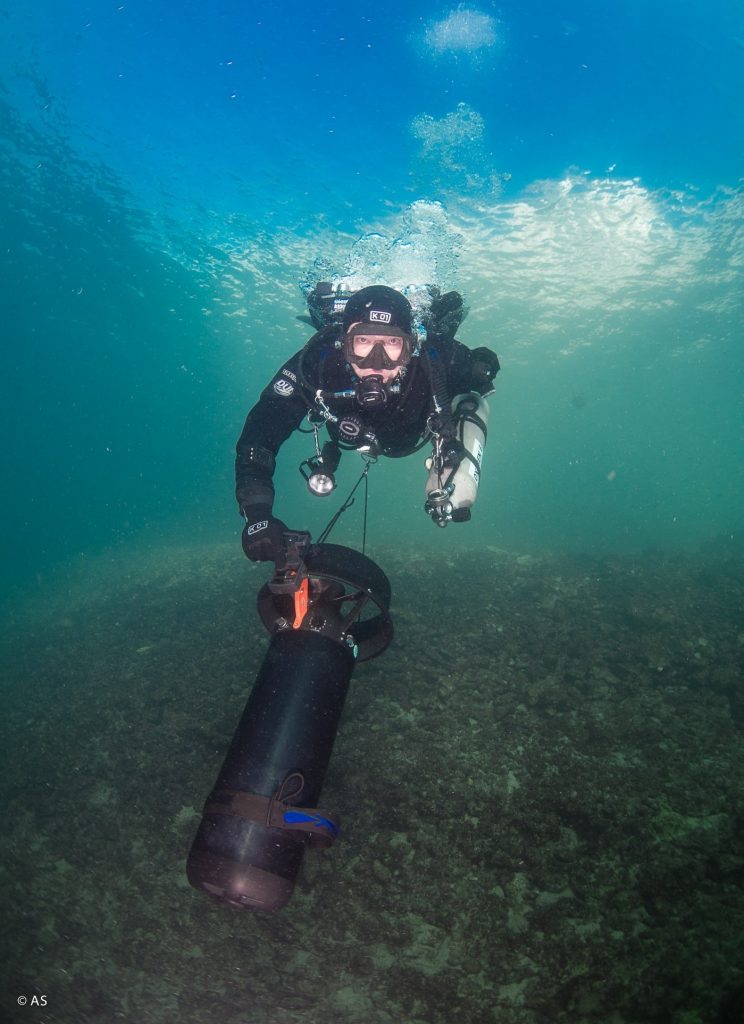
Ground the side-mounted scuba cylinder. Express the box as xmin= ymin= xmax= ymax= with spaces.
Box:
xmin=424 ymin=393 xmax=490 ymax=527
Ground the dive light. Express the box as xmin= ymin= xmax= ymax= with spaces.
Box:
xmin=300 ymin=441 xmax=341 ymax=496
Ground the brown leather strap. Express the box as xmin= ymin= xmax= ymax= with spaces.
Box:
xmin=204 ymin=786 xmax=340 ymax=849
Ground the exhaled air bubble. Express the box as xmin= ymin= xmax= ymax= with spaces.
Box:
xmin=424 ymin=8 xmax=499 ymax=55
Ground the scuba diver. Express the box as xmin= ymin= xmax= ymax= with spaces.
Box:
xmin=236 ymin=283 xmax=500 ymax=562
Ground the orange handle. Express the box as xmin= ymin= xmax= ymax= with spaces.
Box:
xmin=292 ymin=577 xmax=309 ymax=629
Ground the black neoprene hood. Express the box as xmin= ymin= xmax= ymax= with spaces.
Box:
xmin=341 ymin=285 xmax=413 ymax=334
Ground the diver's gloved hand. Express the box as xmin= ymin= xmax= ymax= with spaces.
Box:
xmin=241 ymin=507 xmax=289 ymax=563
xmin=429 ymin=290 xmax=467 ymax=337
xmin=470 ymin=346 xmax=500 ymax=394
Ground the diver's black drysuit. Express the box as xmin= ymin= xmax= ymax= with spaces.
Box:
xmin=235 ymin=325 xmax=500 ymax=519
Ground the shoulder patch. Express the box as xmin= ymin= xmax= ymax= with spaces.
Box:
xmin=273 ymin=378 xmax=295 ymax=397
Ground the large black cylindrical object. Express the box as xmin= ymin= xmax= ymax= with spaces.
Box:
xmin=187 ymin=629 xmax=354 ymax=913
xmin=187 ymin=541 xmax=392 ymax=913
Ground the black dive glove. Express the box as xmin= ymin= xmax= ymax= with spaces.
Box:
xmin=428 ymin=289 xmax=468 ymax=337
xmin=241 ymin=506 xmax=289 ymax=563
xmin=470 ymin=347 xmax=500 ymax=394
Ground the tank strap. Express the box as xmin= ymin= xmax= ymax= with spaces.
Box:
xmin=204 ymin=784 xmax=340 ymax=849
xmin=459 ymin=409 xmax=488 ymax=439
xmin=454 ymin=394 xmax=488 ymax=440
xmin=439 ymin=447 xmax=481 ymax=492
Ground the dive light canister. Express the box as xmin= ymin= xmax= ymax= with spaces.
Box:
xmin=425 ymin=393 xmax=489 ymax=517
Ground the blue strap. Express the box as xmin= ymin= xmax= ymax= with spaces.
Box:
xmin=284 ymin=810 xmax=340 ymax=838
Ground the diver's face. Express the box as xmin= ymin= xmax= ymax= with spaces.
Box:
xmin=345 ymin=323 xmax=409 ymax=383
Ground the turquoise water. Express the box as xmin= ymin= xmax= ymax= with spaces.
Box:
xmin=2 ymin=3 xmax=744 ymax=1022
xmin=2 ymin=0 xmax=742 ymax=599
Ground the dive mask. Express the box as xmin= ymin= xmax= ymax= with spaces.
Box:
xmin=343 ymin=324 xmax=414 ymax=371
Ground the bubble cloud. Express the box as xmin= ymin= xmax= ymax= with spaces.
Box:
xmin=411 ymin=103 xmax=504 ymax=194
xmin=424 ymin=7 xmax=499 ymax=55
